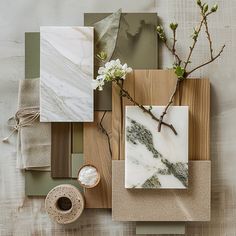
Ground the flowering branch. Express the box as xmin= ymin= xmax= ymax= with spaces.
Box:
xmin=115 ymin=80 xmax=177 ymax=135
xmin=156 ymin=0 xmax=225 ymax=132
xmin=92 ymin=58 xmax=177 ymax=135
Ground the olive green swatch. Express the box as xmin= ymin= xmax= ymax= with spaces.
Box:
xmin=136 ymin=222 xmax=185 ymax=235
xmin=25 ymin=154 xmax=84 ymax=196
xmin=84 ymin=13 xmax=158 ymax=111
xmin=25 ymin=32 xmax=40 ymax=79
xmin=72 ymin=123 xmax=83 ymax=153
xmin=71 ymin=153 xmax=84 ymax=178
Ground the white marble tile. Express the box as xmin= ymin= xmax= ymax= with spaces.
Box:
xmin=40 ymin=26 xmax=94 ymax=122
xmin=125 ymin=106 xmax=188 ymax=189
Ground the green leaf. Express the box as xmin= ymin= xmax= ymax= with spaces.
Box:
xmin=175 ymin=66 xmax=185 ymax=78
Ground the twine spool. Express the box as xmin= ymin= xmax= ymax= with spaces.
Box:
xmin=45 ymin=184 xmax=84 ymax=224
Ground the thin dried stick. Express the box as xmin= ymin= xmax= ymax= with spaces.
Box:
xmin=183 ymin=14 xmax=212 ymax=69
xmin=203 ymin=14 xmax=214 ymax=59
xmin=98 ymin=111 xmax=112 ymax=158
xmin=115 ymin=80 xmax=178 ymax=135
xmin=164 ymin=41 xmax=181 ymax=66
xmin=157 ymin=79 xmax=180 ymax=132
xmin=186 ymin=44 xmax=225 ymax=76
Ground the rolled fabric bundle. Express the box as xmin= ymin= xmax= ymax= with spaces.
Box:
xmin=45 ymin=184 xmax=84 ymax=224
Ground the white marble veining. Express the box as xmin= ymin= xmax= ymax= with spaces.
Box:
xmin=40 ymin=26 xmax=94 ymax=122
xmin=125 ymin=106 xmax=188 ymax=189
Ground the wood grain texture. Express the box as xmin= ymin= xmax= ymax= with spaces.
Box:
xmin=83 ymin=112 xmax=112 ymax=208
xmin=180 ymin=79 xmax=210 ymax=161
xmin=51 ymin=123 xmax=71 ymax=178
xmin=112 ymin=70 xmax=210 ymax=160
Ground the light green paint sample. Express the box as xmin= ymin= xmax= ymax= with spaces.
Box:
xmin=25 ymin=32 xmax=40 ymax=79
xmin=136 ymin=222 xmax=185 ymax=235
xmin=71 ymin=153 xmax=84 ymax=178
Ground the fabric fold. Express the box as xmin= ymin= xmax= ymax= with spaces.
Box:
xmin=16 ymin=79 xmax=51 ymax=170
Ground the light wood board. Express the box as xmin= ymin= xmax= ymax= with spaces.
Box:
xmin=83 ymin=112 xmax=112 ymax=208
xmin=112 ymin=69 xmax=210 ymax=161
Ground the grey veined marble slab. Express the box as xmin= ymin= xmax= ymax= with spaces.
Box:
xmin=125 ymin=106 xmax=188 ymax=189
xmin=40 ymin=26 xmax=94 ymax=122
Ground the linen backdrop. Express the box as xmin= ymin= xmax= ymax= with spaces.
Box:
xmin=0 ymin=0 xmax=235 ymax=235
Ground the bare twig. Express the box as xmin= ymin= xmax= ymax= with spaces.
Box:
xmin=115 ymin=80 xmax=178 ymax=135
xmin=203 ymin=14 xmax=214 ymax=59
xmin=98 ymin=111 xmax=112 ymax=158
xmin=157 ymin=2 xmax=225 ymax=132
xmin=172 ymin=29 xmax=177 ymax=53
xmin=184 ymin=16 xmax=206 ymax=69
xmin=164 ymin=41 xmax=181 ymax=66
xmin=157 ymin=78 xmax=180 ymax=132
xmin=186 ymin=44 xmax=225 ymax=76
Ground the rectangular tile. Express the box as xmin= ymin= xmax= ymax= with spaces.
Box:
xmin=25 ymin=170 xmax=83 ymax=196
xmin=40 ymin=26 xmax=94 ymax=122
xmin=72 ymin=123 xmax=83 ymax=153
xmin=112 ymin=70 xmax=210 ymax=161
xmin=25 ymin=32 xmax=40 ymax=79
xmin=84 ymin=13 xmax=158 ymax=111
xmin=125 ymin=106 xmax=188 ymax=189
xmin=136 ymin=222 xmax=185 ymax=235
xmin=25 ymin=32 xmax=84 ymax=172
xmin=83 ymin=111 xmax=112 ymax=208
xmin=71 ymin=153 xmax=84 ymax=179
xmin=51 ymin=123 xmax=71 ymax=178
xmin=112 ymin=160 xmax=211 ymax=221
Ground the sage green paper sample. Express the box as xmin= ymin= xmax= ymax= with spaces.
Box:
xmin=71 ymin=153 xmax=84 ymax=178
xmin=136 ymin=222 xmax=185 ymax=235
xmin=85 ymin=13 xmax=158 ymax=111
xmin=25 ymin=32 xmax=40 ymax=78
xmin=25 ymin=154 xmax=84 ymax=196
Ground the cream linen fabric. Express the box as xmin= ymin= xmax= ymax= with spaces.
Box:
xmin=17 ymin=79 xmax=51 ymax=170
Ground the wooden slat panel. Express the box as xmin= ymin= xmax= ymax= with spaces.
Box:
xmin=151 ymin=70 xmax=180 ymax=105
xmin=83 ymin=112 xmax=112 ymax=208
xmin=51 ymin=123 xmax=71 ymax=178
xmin=180 ymin=79 xmax=210 ymax=160
xmin=112 ymin=69 xmax=210 ymax=161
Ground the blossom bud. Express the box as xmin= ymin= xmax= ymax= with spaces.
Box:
xmin=170 ymin=23 xmax=178 ymax=31
xmin=211 ymin=4 xmax=218 ymax=12
xmin=197 ymin=0 xmax=201 ymax=6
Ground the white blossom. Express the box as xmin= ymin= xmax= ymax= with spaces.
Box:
xmin=92 ymin=59 xmax=132 ymax=90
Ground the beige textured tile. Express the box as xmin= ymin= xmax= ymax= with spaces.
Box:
xmin=112 ymin=160 xmax=211 ymax=221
